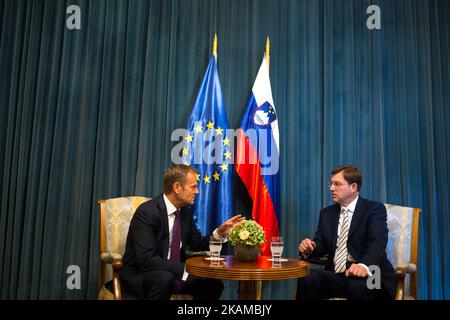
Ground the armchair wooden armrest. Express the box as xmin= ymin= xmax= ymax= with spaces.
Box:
xmin=395 ymin=263 xmax=417 ymax=300
xmin=186 ymin=250 xmax=209 ymax=258
xmin=100 ymin=252 xmax=123 ymax=300
xmin=301 ymin=255 xmax=328 ymax=266
xmin=101 ymin=252 xmax=123 ymax=263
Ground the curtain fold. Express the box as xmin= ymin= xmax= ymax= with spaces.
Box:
xmin=0 ymin=0 xmax=449 ymax=299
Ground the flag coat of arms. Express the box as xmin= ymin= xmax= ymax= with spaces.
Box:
xmin=235 ymin=57 xmax=280 ymax=256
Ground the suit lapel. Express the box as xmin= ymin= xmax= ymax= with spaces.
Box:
xmin=348 ymin=197 xmax=364 ymax=238
xmin=157 ymin=195 xmax=170 ymax=258
xmin=330 ymin=204 xmax=341 ymax=251
xmin=180 ymin=207 xmax=188 ymax=246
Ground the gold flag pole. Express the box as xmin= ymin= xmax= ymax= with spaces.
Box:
xmin=255 ymin=36 xmax=270 ymax=301
xmin=213 ymin=33 xmax=218 ymax=63
xmin=265 ymin=36 xmax=270 ymax=72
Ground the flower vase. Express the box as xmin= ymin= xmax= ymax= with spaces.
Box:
xmin=234 ymin=244 xmax=260 ymax=262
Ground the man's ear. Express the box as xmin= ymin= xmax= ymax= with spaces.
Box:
xmin=173 ymin=181 xmax=181 ymax=194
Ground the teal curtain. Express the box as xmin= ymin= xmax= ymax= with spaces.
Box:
xmin=0 ymin=0 xmax=449 ymax=299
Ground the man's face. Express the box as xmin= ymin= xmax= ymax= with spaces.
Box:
xmin=329 ymin=171 xmax=357 ymax=206
xmin=174 ymin=171 xmax=199 ymax=206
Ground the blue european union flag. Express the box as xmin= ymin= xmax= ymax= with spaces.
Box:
xmin=182 ymin=56 xmax=233 ymax=234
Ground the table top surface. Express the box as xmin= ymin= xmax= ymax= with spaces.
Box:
xmin=186 ymin=255 xmax=310 ymax=281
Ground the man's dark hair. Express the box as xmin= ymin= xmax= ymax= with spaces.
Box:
xmin=163 ymin=165 xmax=198 ymax=194
xmin=332 ymin=164 xmax=362 ymax=191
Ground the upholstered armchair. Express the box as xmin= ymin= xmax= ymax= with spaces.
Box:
xmin=302 ymin=203 xmax=421 ymax=300
xmin=98 ymin=196 xmax=194 ymax=300
xmin=98 ymin=196 xmax=150 ymax=299
xmin=384 ymin=204 xmax=421 ymax=300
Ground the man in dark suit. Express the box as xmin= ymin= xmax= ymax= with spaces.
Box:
xmin=119 ymin=164 xmax=244 ymax=300
xmin=296 ymin=164 xmax=396 ymax=300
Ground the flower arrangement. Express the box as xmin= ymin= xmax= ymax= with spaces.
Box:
xmin=229 ymin=219 xmax=266 ymax=246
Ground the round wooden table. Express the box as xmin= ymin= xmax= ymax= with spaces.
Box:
xmin=186 ymin=255 xmax=309 ymax=300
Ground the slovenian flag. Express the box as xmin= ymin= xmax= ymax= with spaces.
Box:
xmin=235 ymin=57 xmax=280 ymax=256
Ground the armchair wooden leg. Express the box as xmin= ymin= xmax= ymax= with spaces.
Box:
xmin=112 ymin=259 xmax=123 ymax=300
xmin=395 ymin=268 xmax=406 ymax=300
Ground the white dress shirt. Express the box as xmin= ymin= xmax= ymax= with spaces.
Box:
xmin=337 ymin=196 xmax=370 ymax=274
xmin=163 ymin=194 xmax=189 ymax=281
xmin=163 ymin=194 xmax=225 ymax=281
xmin=334 ymin=196 xmax=358 ymax=264
xmin=163 ymin=194 xmax=180 ymax=260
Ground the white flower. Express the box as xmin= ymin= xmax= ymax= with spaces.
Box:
xmin=239 ymin=230 xmax=250 ymax=240
xmin=229 ymin=219 xmax=266 ymax=246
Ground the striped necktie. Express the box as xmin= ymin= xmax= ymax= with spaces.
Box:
xmin=334 ymin=208 xmax=350 ymax=273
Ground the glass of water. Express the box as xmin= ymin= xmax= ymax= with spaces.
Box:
xmin=270 ymin=236 xmax=284 ymax=261
xmin=209 ymin=236 xmax=222 ymax=260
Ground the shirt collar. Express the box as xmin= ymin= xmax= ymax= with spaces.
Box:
xmin=341 ymin=195 xmax=359 ymax=214
xmin=163 ymin=194 xmax=178 ymax=216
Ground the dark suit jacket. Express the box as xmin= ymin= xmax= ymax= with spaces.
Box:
xmin=308 ymin=197 xmax=396 ymax=298
xmin=119 ymin=194 xmax=209 ymax=298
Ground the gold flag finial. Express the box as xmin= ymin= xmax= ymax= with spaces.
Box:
xmin=265 ymin=36 xmax=270 ymax=72
xmin=213 ymin=33 xmax=218 ymax=62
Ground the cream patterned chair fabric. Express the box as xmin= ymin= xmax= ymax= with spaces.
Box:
xmin=384 ymin=204 xmax=421 ymax=300
xmin=98 ymin=196 xmax=150 ymax=299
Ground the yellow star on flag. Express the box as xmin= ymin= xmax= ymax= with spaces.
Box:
xmin=195 ymin=173 xmax=200 ymax=181
xmin=206 ymin=121 xmax=214 ymax=130
xmin=203 ymin=174 xmax=211 ymax=184
xmin=224 ymin=151 xmax=232 ymax=160
xmin=182 ymin=148 xmax=189 ymax=156
xmin=183 ymin=160 xmax=190 ymax=166
xmin=194 ymin=124 xmax=203 ymax=133
xmin=185 ymin=134 xmax=193 ymax=142
xmin=213 ymin=171 xmax=220 ymax=181
xmin=215 ymin=127 xmax=223 ymax=136
xmin=220 ymin=163 xmax=228 ymax=172
xmin=222 ymin=137 xmax=230 ymax=146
